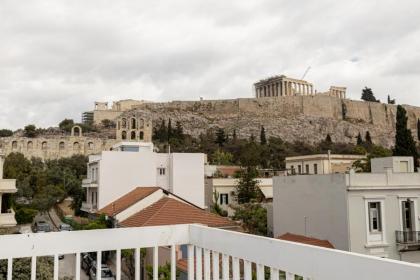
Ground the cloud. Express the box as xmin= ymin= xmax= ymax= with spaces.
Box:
xmin=0 ymin=0 xmax=420 ymax=129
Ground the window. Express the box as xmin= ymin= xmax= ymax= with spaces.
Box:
xmin=41 ymin=141 xmax=48 ymax=150
xmin=59 ymin=142 xmax=65 ymax=150
xmin=290 ymin=165 xmax=295 ymax=175
xmin=27 ymin=141 xmax=33 ymax=150
xmin=368 ymin=202 xmax=382 ymax=232
xmin=402 ymin=200 xmax=414 ymax=231
xmin=121 ymin=131 xmax=127 ymax=140
xmin=12 ymin=141 xmax=18 ymax=150
xmin=220 ymin=194 xmax=229 ymax=205
xmin=305 ymin=164 xmax=309 ymax=174
xmin=131 ymin=118 xmax=136 ymax=129
xmin=314 ymin=164 xmax=318 ymax=174
xmin=131 ymin=131 xmax=136 ymax=140
xmin=121 ymin=118 xmax=127 ymax=129
xmin=158 ymin=168 xmax=166 ymax=176
xmin=139 ymin=131 xmax=144 ymax=140
xmin=298 ymin=165 xmax=302 ymax=174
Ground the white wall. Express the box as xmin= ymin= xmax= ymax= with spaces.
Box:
xmin=171 ymin=153 xmax=205 ymax=208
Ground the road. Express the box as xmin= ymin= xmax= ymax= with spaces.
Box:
xmin=59 ymin=254 xmax=89 ymax=280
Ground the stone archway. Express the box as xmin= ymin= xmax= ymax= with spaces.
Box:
xmin=71 ymin=125 xmax=83 ymax=137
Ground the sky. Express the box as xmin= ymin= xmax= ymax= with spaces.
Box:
xmin=1 ymin=0 xmax=419 ymax=129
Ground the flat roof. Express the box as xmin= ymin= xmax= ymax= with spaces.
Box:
xmin=286 ymin=154 xmax=365 ymax=162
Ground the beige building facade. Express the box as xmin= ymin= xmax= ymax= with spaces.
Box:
xmin=91 ymin=99 xmax=150 ymax=125
xmin=115 ymin=111 xmax=153 ymax=142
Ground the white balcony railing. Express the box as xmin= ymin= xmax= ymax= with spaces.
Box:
xmin=0 ymin=224 xmax=419 ymax=280
xmin=82 ymin=178 xmax=98 ymax=188
xmin=81 ymin=202 xmax=97 ymax=213
xmin=0 ymin=210 xmax=17 ymax=227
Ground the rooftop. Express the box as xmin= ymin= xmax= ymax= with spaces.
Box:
xmin=286 ymin=153 xmax=366 ymax=161
xmin=278 ymin=233 xmax=335 ymax=249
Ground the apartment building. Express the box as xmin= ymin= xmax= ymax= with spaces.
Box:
xmin=285 ymin=153 xmax=365 ymax=175
xmin=81 ymin=142 xmax=205 ymax=213
xmin=273 ymin=156 xmax=420 ymax=263
xmin=0 ymin=150 xmax=17 ymax=228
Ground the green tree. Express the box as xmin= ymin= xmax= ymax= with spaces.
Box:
xmin=260 ymin=126 xmax=267 ymax=145
xmin=417 ymin=119 xmax=420 ymax=141
xmin=23 ymin=125 xmax=37 ymax=138
xmin=361 ymin=87 xmax=378 ymax=102
xmin=356 ymin=133 xmax=363 ymax=146
xmin=101 ymin=119 xmax=115 ymax=128
xmin=393 ymin=105 xmax=418 ymax=167
xmin=387 ymin=95 xmax=395 ymax=104
xmin=234 ymin=166 xmax=261 ymax=204
xmin=353 ymin=145 xmax=393 ymax=172
xmin=59 ymin=119 xmax=75 ymax=132
xmin=146 ymin=263 xmax=179 ymax=280
xmin=232 ymin=203 xmax=267 ymax=236
xmin=215 ymin=128 xmax=227 ymax=147
xmin=0 ymin=129 xmax=13 ymax=137
xmin=211 ymin=149 xmax=234 ymax=165
xmin=167 ymin=119 xmax=173 ymax=141
xmin=325 ymin=134 xmax=332 ymax=143
xmin=210 ymin=191 xmax=228 ymax=217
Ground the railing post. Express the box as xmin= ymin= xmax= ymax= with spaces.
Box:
xmin=75 ymin=253 xmax=81 ymax=280
xmin=257 ymin=264 xmax=264 ymax=280
xmin=188 ymin=245 xmax=195 ymax=280
xmin=54 ymin=254 xmax=59 ymax=280
xmin=171 ymin=245 xmax=176 ymax=280
xmin=270 ymin=268 xmax=279 ymax=280
xmin=222 ymin=254 xmax=229 ymax=280
xmin=154 ymin=246 xmax=159 ymax=280
xmin=212 ymin=251 xmax=219 ymax=280
xmin=116 ymin=249 xmax=121 ymax=280
xmin=31 ymin=256 xmax=36 ymax=280
xmin=135 ymin=248 xmax=141 ymax=280
xmin=196 ymin=247 xmax=203 ymax=280
xmin=97 ymin=251 xmax=102 ymax=280
xmin=286 ymin=272 xmax=295 ymax=280
xmin=244 ymin=261 xmax=252 ymax=280
xmin=233 ymin=257 xmax=240 ymax=280
xmin=7 ymin=258 xmax=12 ymax=280
xmin=204 ymin=249 xmax=211 ymax=280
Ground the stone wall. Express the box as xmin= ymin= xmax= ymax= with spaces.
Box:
xmin=129 ymin=96 xmax=420 ymax=148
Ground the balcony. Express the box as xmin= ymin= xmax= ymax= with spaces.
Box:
xmin=82 ymin=178 xmax=98 ymax=188
xmin=0 ymin=224 xmax=419 ymax=280
xmin=0 ymin=210 xmax=17 ymax=227
xmin=0 ymin=179 xmax=17 ymax=193
xmin=80 ymin=202 xmax=97 ymax=213
xmin=396 ymin=231 xmax=420 ymax=245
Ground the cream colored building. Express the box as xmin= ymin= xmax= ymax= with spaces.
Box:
xmin=273 ymin=156 xmax=420 ymax=263
xmin=115 ymin=111 xmax=153 ymax=142
xmin=0 ymin=150 xmax=17 ymax=228
xmin=285 ymin=153 xmax=366 ymax=175
xmin=91 ymin=99 xmax=151 ymax=124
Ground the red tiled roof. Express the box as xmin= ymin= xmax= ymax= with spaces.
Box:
xmin=120 ymin=197 xmax=237 ymax=228
xmin=277 ymin=233 xmax=335 ymax=249
xmin=98 ymin=187 xmax=160 ymax=216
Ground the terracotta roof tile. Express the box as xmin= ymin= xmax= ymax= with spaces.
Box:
xmin=277 ymin=233 xmax=335 ymax=249
xmin=120 ymin=197 xmax=237 ymax=228
xmin=98 ymin=187 xmax=160 ymax=216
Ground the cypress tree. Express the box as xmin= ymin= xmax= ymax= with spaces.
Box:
xmin=365 ymin=131 xmax=373 ymax=145
xmin=325 ymin=134 xmax=332 ymax=143
xmin=215 ymin=128 xmax=227 ymax=147
xmin=356 ymin=133 xmax=363 ymax=146
xmin=232 ymin=129 xmax=237 ymax=142
xmin=361 ymin=87 xmax=378 ymax=102
xmin=394 ymin=105 xmax=418 ymax=167
xmin=260 ymin=126 xmax=267 ymax=145
xmin=417 ymin=119 xmax=420 ymax=141
xmin=167 ymin=118 xmax=173 ymax=141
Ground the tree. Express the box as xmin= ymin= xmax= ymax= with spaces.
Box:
xmin=232 ymin=203 xmax=267 ymax=236
xmin=101 ymin=119 xmax=115 ymax=128
xmin=232 ymin=129 xmax=237 ymax=142
xmin=260 ymin=126 xmax=267 ymax=145
xmin=387 ymin=95 xmax=396 ymax=104
xmin=418 ymin=119 xmax=420 ymax=141
xmin=394 ymin=105 xmax=418 ymax=167
xmin=174 ymin=121 xmax=184 ymax=141
xmin=234 ymin=166 xmax=261 ymax=204
xmin=0 ymin=129 xmax=13 ymax=137
xmin=356 ymin=133 xmax=363 ymax=146
xmin=215 ymin=128 xmax=227 ymax=147
xmin=146 ymin=263 xmax=179 ymax=280
xmin=59 ymin=119 xmax=74 ymax=132
xmin=365 ymin=131 xmax=373 ymax=145
xmin=23 ymin=125 xmax=37 ymax=138
xmin=211 ymin=149 xmax=233 ymax=165
xmin=210 ymin=191 xmax=228 ymax=217
xmin=353 ymin=145 xmax=392 ymax=172
xmin=361 ymin=87 xmax=378 ymax=102
xmin=167 ymin=119 xmax=173 ymax=141
xmin=325 ymin=134 xmax=332 ymax=143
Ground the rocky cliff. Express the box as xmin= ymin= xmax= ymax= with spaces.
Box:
xmin=124 ymin=96 xmax=420 ymax=148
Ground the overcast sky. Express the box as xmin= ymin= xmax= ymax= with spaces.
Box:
xmin=1 ymin=0 xmax=419 ymax=129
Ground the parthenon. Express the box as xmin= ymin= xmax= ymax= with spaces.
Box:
xmin=254 ymin=75 xmax=314 ymax=98
xmin=254 ymin=75 xmax=346 ymax=99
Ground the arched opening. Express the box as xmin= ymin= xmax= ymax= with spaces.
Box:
xmin=139 ymin=131 xmax=144 ymax=140
xmin=71 ymin=125 xmax=83 ymax=137
xmin=59 ymin=142 xmax=65 ymax=150
xmin=121 ymin=131 xmax=127 ymax=140
xmin=12 ymin=141 xmax=18 ymax=150
xmin=73 ymin=142 xmax=80 ymax=151
xmin=121 ymin=118 xmax=127 ymax=129
xmin=88 ymin=142 xmax=94 ymax=150
xmin=131 ymin=131 xmax=136 ymax=140
xmin=27 ymin=141 xmax=33 ymax=150
xmin=41 ymin=142 xmax=48 ymax=150
xmin=131 ymin=118 xmax=136 ymax=129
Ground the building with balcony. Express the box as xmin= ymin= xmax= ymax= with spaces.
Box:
xmin=0 ymin=150 xmax=17 ymax=229
xmin=81 ymin=142 xmax=206 ymax=214
xmin=285 ymin=152 xmax=366 ymax=175
xmin=273 ymin=156 xmax=420 ymax=263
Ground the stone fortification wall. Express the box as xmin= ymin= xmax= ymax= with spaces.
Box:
xmin=130 ymin=96 xmax=420 ymax=148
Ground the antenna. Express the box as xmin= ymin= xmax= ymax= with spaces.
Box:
xmin=301 ymin=66 xmax=311 ymax=80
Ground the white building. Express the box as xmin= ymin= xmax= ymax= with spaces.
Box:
xmin=0 ymin=150 xmax=17 ymax=228
xmin=273 ymin=156 xmax=420 ymax=263
xmin=205 ymin=177 xmax=273 ymax=217
xmin=285 ymin=153 xmax=365 ymax=175
xmin=81 ymin=142 xmax=206 ymax=213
